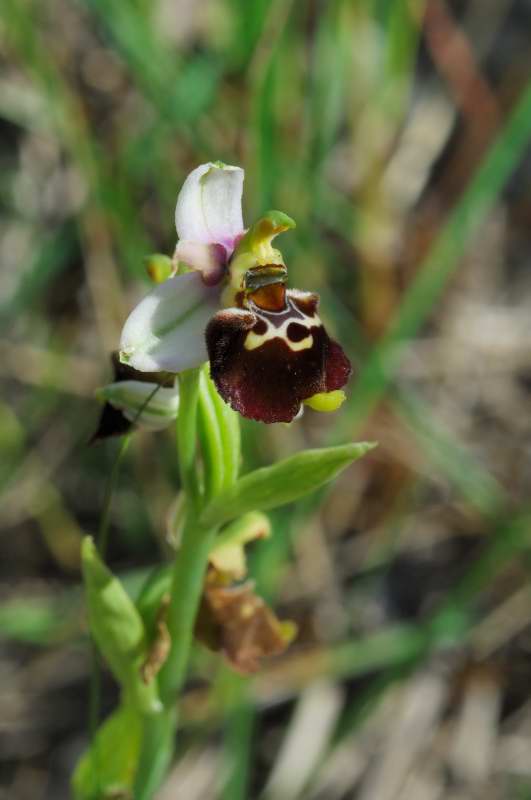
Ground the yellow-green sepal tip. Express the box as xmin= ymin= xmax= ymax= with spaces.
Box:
xmin=144 ymin=253 xmax=173 ymax=284
xmin=304 ymin=390 xmax=347 ymax=413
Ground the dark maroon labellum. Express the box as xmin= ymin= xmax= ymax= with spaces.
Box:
xmin=206 ymin=287 xmax=351 ymax=423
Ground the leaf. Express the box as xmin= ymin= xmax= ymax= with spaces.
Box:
xmin=82 ymin=538 xmax=161 ymax=713
xmin=196 ymin=569 xmax=297 ymax=674
xmin=72 ymin=705 xmax=142 ymax=800
xmin=200 ymin=442 xmax=377 ymax=527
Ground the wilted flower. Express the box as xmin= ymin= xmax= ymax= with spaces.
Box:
xmin=195 ymin=567 xmax=296 ymax=675
xmin=119 ymin=162 xmax=351 ymax=423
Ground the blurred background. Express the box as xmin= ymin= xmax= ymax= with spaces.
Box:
xmin=2 ymin=0 xmax=531 ymax=797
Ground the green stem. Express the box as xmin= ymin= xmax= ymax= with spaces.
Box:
xmin=198 ymin=369 xmax=225 ymax=500
xmin=158 ymin=514 xmax=218 ymax=704
xmin=133 ymin=708 xmax=176 ymax=800
xmin=203 ymin=367 xmax=241 ymax=487
xmin=133 ymin=513 xmax=217 ymax=798
xmin=134 ymin=368 xmax=225 ymax=798
xmin=161 ymin=365 xmax=218 ymax=702
xmin=177 ymin=368 xmax=202 ymax=505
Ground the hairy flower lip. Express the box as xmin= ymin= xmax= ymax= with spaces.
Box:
xmin=206 ymin=290 xmax=352 ymax=424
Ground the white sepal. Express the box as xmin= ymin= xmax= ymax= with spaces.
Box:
xmin=119 ymin=272 xmax=220 ymax=373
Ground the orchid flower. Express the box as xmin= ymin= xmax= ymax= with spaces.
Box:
xmin=119 ymin=162 xmax=351 ymax=424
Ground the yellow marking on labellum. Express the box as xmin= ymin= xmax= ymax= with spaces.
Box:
xmin=244 ymin=319 xmax=314 ymax=352
xmin=304 ymin=390 xmax=346 ymax=412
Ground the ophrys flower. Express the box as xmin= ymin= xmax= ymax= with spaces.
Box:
xmin=119 ymin=163 xmax=351 ymax=424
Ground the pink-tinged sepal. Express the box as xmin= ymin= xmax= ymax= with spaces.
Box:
xmin=174 ymin=241 xmax=227 ymax=286
xmin=206 ymin=290 xmax=352 ymax=424
xmin=175 ymin=162 xmax=245 ymax=262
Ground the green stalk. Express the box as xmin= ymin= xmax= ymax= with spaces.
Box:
xmin=158 ymin=515 xmax=218 ymax=704
xmin=134 ymin=367 xmax=226 ymax=798
xmin=176 ymin=369 xmax=202 ymax=505
xmin=133 ymin=708 xmax=176 ymax=800
xmin=160 ymin=366 xmax=218 ymax=704
xmin=198 ymin=370 xmax=225 ymax=500
xmin=205 ymin=368 xmax=241 ymax=487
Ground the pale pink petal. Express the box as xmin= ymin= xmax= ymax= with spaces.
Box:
xmin=175 ymin=240 xmax=226 ymax=285
xmin=175 ymin=163 xmax=244 ymax=254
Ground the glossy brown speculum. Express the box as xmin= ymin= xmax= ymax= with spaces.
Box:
xmin=243 ymin=264 xmax=287 ymax=292
xmin=248 ymin=282 xmax=286 ymax=312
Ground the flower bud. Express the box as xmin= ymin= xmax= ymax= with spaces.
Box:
xmin=96 ymin=380 xmax=179 ymax=430
xmin=144 ymin=253 xmax=173 ymax=284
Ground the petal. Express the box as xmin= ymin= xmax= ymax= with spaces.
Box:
xmin=174 ymin=240 xmax=226 ymax=285
xmin=206 ymin=290 xmax=352 ymax=423
xmin=175 ymin=163 xmax=244 ymax=253
xmin=120 ymin=272 xmax=220 ymax=373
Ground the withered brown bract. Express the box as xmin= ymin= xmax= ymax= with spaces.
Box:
xmin=195 ymin=568 xmax=297 ymax=674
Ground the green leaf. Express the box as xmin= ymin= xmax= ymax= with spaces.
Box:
xmin=72 ymin=705 xmax=142 ymax=800
xmin=82 ymin=538 xmax=161 ymax=713
xmin=200 ymin=443 xmax=377 ymax=527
